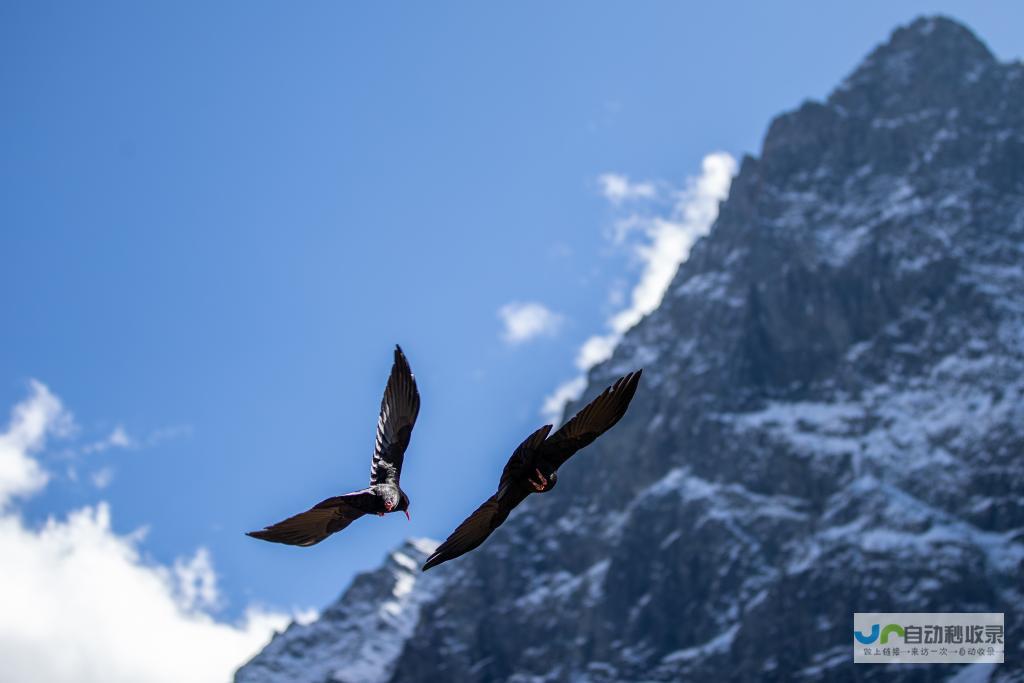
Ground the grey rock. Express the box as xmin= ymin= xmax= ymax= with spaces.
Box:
xmin=235 ymin=539 xmax=444 ymax=683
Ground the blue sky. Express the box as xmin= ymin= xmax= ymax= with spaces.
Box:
xmin=2 ymin=3 xmax=1023 ymax=680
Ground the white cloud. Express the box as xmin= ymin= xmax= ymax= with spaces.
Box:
xmin=108 ymin=425 xmax=133 ymax=448
xmin=82 ymin=423 xmax=191 ymax=456
xmin=82 ymin=425 xmax=135 ymax=455
xmin=0 ymin=380 xmax=297 ymax=683
xmin=543 ymin=153 xmax=736 ymax=422
xmin=292 ymin=607 xmax=320 ymax=626
xmin=90 ymin=466 xmax=114 ymax=490
xmin=596 ymin=173 xmax=657 ymax=205
xmin=540 ymin=376 xmax=587 ymax=425
xmin=576 ymin=334 xmax=619 ymax=371
xmin=498 ymin=302 xmax=564 ymax=345
xmin=145 ymin=424 xmax=193 ymax=447
xmin=0 ymin=379 xmax=71 ymax=509
xmin=173 ymin=547 xmax=220 ymax=612
xmin=79 ymin=423 xmax=187 ymax=494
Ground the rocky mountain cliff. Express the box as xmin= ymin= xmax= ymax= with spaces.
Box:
xmin=236 ymin=539 xmax=442 ymax=683
xmin=237 ymin=16 xmax=1024 ymax=682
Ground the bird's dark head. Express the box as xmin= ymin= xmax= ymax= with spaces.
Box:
xmin=382 ymin=488 xmax=405 ymax=515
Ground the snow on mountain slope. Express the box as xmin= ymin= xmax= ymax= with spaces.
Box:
xmin=235 ymin=540 xmax=444 ymax=683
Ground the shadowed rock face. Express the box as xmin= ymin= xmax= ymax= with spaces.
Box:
xmin=238 ymin=16 xmax=1024 ymax=683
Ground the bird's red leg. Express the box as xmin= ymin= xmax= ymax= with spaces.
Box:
xmin=528 ymin=468 xmax=548 ymax=491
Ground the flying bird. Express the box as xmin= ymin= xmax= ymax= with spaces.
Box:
xmin=422 ymin=369 xmax=641 ymax=571
xmin=247 ymin=345 xmax=420 ymax=547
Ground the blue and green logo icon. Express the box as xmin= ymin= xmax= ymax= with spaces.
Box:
xmin=855 ymin=623 xmax=905 ymax=644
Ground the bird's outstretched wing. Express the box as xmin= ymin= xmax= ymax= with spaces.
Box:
xmin=246 ymin=490 xmax=374 ymax=547
xmin=370 ymin=345 xmax=420 ymax=487
xmin=542 ymin=370 xmax=642 ymax=470
xmin=421 ymin=492 xmax=509 ymax=571
xmin=422 ymin=424 xmax=551 ymax=571
xmin=499 ymin=423 xmax=552 ymax=489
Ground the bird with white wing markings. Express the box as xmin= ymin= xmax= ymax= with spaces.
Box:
xmin=247 ymin=345 xmax=420 ymax=547
xmin=422 ymin=370 xmax=642 ymax=571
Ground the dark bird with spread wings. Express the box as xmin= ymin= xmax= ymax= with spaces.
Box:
xmin=422 ymin=370 xmax=641 ymax=571
xmin=246 ymin=345 xmax=420 ymax=547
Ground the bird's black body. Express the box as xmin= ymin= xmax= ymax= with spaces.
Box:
xmin=247 ymin=345 xmax=419 ymax=547
xmin=422 ymin=370 xmax=641 ymax=571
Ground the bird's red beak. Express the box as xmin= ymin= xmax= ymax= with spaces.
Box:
xmin=403 ymin=509 xmax=410 ymax=521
